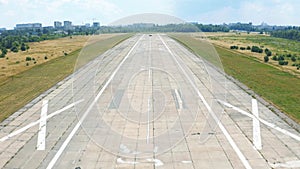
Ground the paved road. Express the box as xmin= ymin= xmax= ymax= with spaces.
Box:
xmin=0 ymin=34 xmax=300 ymax=169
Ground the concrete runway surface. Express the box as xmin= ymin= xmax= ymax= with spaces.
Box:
xmin=0 ymin=34 xmax=300 ymax=169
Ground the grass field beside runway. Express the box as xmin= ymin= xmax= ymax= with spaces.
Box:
xmin=0 ymin=34 xmax=132 ymax=122
xmin=170 ymin=34 xmax=300 ymax=122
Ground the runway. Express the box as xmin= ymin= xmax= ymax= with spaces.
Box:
xmin=0 ymin=34 xmax=299 ymax=169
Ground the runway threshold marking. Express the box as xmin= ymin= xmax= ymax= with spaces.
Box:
xmin=0 ymin=99 xmax=84 ymax=142
xmin=37 ymin=100 xmax=48 ymax=150
xmin=46 ymin=35 xmax=145 ymax=169
xmin=252 ymin=99 xmax=262 ymax=150
xmin=159 ymin=35 xmax=252 ymax=169
xmin=218 ymin=100 xmax=300 ymax=142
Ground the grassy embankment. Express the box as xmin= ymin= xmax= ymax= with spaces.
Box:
xmin=170 ymin=33 xmax=300 ymax=122
xmin=0 ymin=34 xmax=132 ymax=122
xmin=206 ymin=32 xmax=300 ymax=74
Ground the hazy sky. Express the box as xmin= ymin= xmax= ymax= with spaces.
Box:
xmin=0 ymin=0 xmax=299 ymax=29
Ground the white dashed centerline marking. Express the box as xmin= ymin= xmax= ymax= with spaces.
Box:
xmin=174 ymin=89 xmax=183 ymax=109
xmin=147 ymin=98 xmax=151 ymax=144
xmin=159 ymin=34 xmax=252 ymax=169
xmin=37 ymin=100 xmax=48 ymax=150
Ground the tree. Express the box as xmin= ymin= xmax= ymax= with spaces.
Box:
xmin=291 ymin=56 xmax=297 ymax=62
xmin=279 ymin=60 xmax=288 ymax=65
xmin=264 ymin=56 xmax=269 ymax=62
xmin=278 ymin=55 xmax=285 ymax=61
xmin=10 ymin=45 xmax=18 ymax=52
xmin=1 ymin=48 xmax=7 ymax=55
xmin=20 ymin=43 xmax=26 ymax=51
xmin=272 ymin=56 xmax=278 ymax=61
xmin=251 ymin=46 xmax=263 ymax=53
xmin=265 ymin=48 xmax=272 ymax=56
xmin=0 ymin=47 xmax=7 ymax=58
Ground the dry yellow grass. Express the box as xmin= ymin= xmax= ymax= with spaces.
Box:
xmin=0 ymin=34 xmax=118 ymax=83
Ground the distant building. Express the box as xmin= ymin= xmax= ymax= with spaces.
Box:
xmin=0 ymin=28 xmax=6 ymax=32
xmin=64 ymin=21 xmax=73 ymax=30
xmin=85 ymin=23 xmax=90 ymax=28
xmin=54 ymin=21 xmax=62 ymax=29
xmin=15 ymin=23 xmax=42 ymax=31
xmin=93 ymin=22 xmax=100 ymax=28
xmin=43 ymin=26 xmax=54 ymax=32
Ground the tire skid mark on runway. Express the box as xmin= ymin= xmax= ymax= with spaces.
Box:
xmin=158 ymin=34 xmax=252 ymax=169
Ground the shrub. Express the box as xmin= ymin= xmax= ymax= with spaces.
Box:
xmin=291 ymin=56 xmax=296 ymax=62
xmin=251 ymin=46 xmax=263 ymax=53
xmin=44 ymin=56 xmax=48 ymax=60
xmin=278 ymin=55 xmax=285 ymax=61
xmin=240 ymin=47 xmax=246 ymax=50
xmin=10 ymin=46 xmax=18 ymax=53
xmin=25 ymin=57 xmax=32 ymax=61
xmin=20 ymin=43 xmax=26 ymax=51
xmin=272 ymin=56 xmax=278 ymax=61
xmin=278 ymin=60 xmax=288 ymax=65
xmin=26 ymin=62 xmax=29 ymax=66
xmin=246 ymin=46 xmax=251 ymax=50
xmin=264 ymin=56 xmax=269 ymax=62
xmin=230 ymin=46 xmax=239 ymax=50
xmin=265 ymin=49 xmax=272 ymax=56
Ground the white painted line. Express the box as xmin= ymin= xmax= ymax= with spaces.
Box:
xmin=148 ymin=68 xmax=152 ymax=82
xmin=252 ymin=99 xmax=262 ymax=150
xmin=46 ymin=35 xmax=145 ymax=169
xmin=174 ymin=89 xmax=183 ymax=109
xmin=0 ymin=99 xmax=84 ymax=142
xmin=117 ymin=157 xmax=139 ymax=165
xmin=182 ymin=160 xmax=192 ymax=164
xmin=269 ymin=160 xmax=300 ymax=168
xmin=37 ymin=100 xmax=48 ymax=150
xmin=159 ymin=35 xmax=252 ymax=169
xmin=146 ymin=159 xmax=164 ymax=166
xmin=147 ymin=98 xmax=150 ymax=144
xmin=218 ymin=100 xmax=300 ymax=142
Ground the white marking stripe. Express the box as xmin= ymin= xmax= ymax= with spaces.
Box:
xmin=269 ymin=160 xmax=300 ymax=168
xmin=252 ymin=99 xmax=262 ymax=150
xmin=174 ymin=89 xmax=183 ymax=109
xmin=182 ymin=161 xmax=192 ymax=164
xmin=0 ymin=99 xmax=84 ymax=142
xmin=159 ymin=35 xmax=252 ymax=169
xmin=218 ymin=100 xmax=300 ymax=142
xmin=37 ymin=100 xmax=48 ymax=150
xmin=117 ymin=158 xmax=139 ymax=165
xmin=147 ymin=98 xmax=151 ymax=144
xmin=46 ymin=35 xmax=145 ymax=169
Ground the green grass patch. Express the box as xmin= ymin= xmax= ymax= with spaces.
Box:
xmin=170 ymin=33 xmax=300 ymax=122
xmin=0 ymin=34 xmax=132 ymax=122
